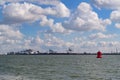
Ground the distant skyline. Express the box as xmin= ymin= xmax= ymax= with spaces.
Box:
xmin=0 ymin=0 xmax=120 ymax=54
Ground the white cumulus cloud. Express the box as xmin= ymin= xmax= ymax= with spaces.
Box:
xmin=63 ymin=2 xmax=110 ymax=32
xmin=110 ymin=10 xmax=120 ymax=28
xmin=0 ymin=0 xmax=60 ymax=5
xmin=93 ymin=0 xmax=120 ymax=29
xmin=115 ymin=23 xmax=120 ymax=28
xmin=0 ymin=24 xmax=24 ymax=53
xmin=89 ymin=32 xmax=117 ymax=40
xmin=2 ymin=2 xmax=42 ymax=24
xmin=40 ymin=16 xmax=70 ymax=33
xmin=1 ymin=2 xmax=70 ymax=24
xmin=0 ymin=24 xmax=23 ymax=39
xmin=93 ymin=0 xmax=120 ymax=10
xmin=110 ymin=10 xmax=120 ymax=23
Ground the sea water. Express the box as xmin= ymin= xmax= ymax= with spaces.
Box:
xmin=0 ymin=55 xmax=120 ymax=80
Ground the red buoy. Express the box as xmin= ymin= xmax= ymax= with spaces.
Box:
xmin=97 ymin=51 xmax=102 ymax=58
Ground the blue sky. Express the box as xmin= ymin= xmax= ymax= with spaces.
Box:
xmin=0 ymin=0 xmax=120 ymax=54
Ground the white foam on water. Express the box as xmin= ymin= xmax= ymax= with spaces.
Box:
xmin=0 ymin=74 xmax=30 ymax=80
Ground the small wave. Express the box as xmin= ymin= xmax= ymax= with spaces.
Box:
xmin=0 ymin=74 xmax=30 ymax=80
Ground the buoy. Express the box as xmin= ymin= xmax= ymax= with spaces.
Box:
xmin=97 ymin=51 xmax=102 ymax=58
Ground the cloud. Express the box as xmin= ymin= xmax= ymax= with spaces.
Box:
xmin=31 ymin=36 xmax=44 ymax=45
xmin=54 ymin=2 xmax=70 ymax=17
xmin=110 ymin=10 xmax=120 ymax=28
xmin=80 ymin=41 xmax=97 ymax=48
xmin=0 ymin=1 xmax=70 ymax=34
xmin=92 ymin=0 xmax=120 ymax=10
xmin=44 ymin=34 xmax=64 ymax=47
xmin=0 ymin=29 xmax=45 ymax=53
xmin=110 ymin=10 xmax=120 ymax=22
xmin=74 ymin=40 xmax=120 ymax=52
xmin=0 ymin=24 xmax=24 ymax=53
xmin=2 ymin=2 xmax=42 ymax=24
xmin=44 ymin=34 xmax=69 ymax=47
xmin=1 ymin=2 xmax=70 ymax=27
xmin=30 ymin=2 xmax=70 ymax=17
xmin=115 ymin=23 xmax=120 ymax=28
xmin=50 ymin=23 xmax=67 ymax=33
xmin=40 ymin=16 xmax=54 ymax=27
xmin=21 ymin=34 xmax=74 ymax=52
xmin=23 ymin=36 xmax=44 ymax=51
xmin=93 ymin=0 xmax=120 ymax=29
xmin=0 ymin=0 xmax=60 ymax=5
xmin=40 ymin=16 xmax=71 ymax=33
xmin=101 ymin=19 xmax=111 ymax=27
xmin=98 ymin=41 xmax=119 ymax=47
xmin=0 ymin=24 xmax=23 ymax=39
xmin=89 ymin=32 xmax=117 ymax=40
xmin=2 ymin=2 xmax=69 ymax=18
xmin=40 ymin=34 xmax=74 ymax=52
xmin=63 ymin=2 xmax=110 ymax=32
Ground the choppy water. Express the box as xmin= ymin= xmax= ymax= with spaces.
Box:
xmin=0 ymin=55 xmax=120 ymax=80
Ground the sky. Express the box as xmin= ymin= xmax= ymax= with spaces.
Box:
xmin=0 ymin=0 xmax=120 ymax=54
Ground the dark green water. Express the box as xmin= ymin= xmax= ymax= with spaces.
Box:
xmin=0 ymin=55 xmax=120 ymax=80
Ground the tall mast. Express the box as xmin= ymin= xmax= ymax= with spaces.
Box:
xmin=116 ymin=48 xmax=118 ymax=53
